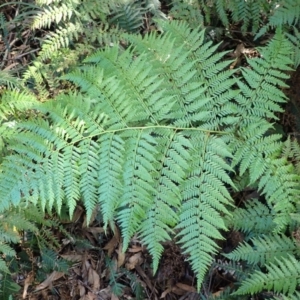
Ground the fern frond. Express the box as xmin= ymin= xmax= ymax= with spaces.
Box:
xmin=212 ymin=259 xmax=248 ymax=282
xmin=169 ymin=0 xmax=204 ymax=29
xmin=283 ymin=137 xmax=300 ymax=174
xmin=32 ymin=2 xmax=74 ymax=29
xmin=236 ymin=29 xmax=292 ymax=123
xmin=0 ymin=244 xmax=15 ymax=257
xmin=138 ymin=130 xmax=192 ymax=271
xmin=271 ymin=291 xmax=300 ymax=300
xmin=258 ymin=156 xmax=300 ymax=231
xmin=231 ymin=30 xmax=294 ymax=191
xmin=0 ymin=71 xmax=22 ymax=90
xmin=109 ymin=1 xmax=145 ymax=33
xmin=230 ymin=199 xmax=276 ymax=235
xmin=286 ymin=27 xmax=300 ymax=68
xmin=257 ymin=0 xmax=300 ymax=38
xmin=0 ymin=90 xmax=38 ymax=121
xmin=40 ymin=248 xmax=69 ymax=272
xmin=38 ymin=22 xmax=82 ymax=61
xmin=225 ymin=234 xmax=300 ymax=266
xmin=234 ymin=255 xmax=300 ymax=296
xmin=177 ymin=133 xmax=234 ymax=290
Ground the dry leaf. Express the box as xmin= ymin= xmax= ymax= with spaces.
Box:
xmin=88 ymin=268 xmax=100 ymax=290
xmin=34 ymin=271 xmax=64 ymax=291
xmin=116 ymin=242 xmax=126 ymax=268
xmin=79 ymin=291 xmax=96 ymax=300
xmin=160 ymin=287 xmax=172 ymax=298
xmin=98 ymin=286 xmax=112 ymax=300
xmin=79 ymin=283 xmax=86 ymax=297
xmin=125 ymin=252 xmax=143 ymax=270
xmin=111 ymin=293 xmax=119 ymax=300
xmin=103 ymin=231 xmax=120 ymax=257
xmin=170 ymin=286 xmax=185 ymax=296
xmin=128 ymin=245 xmax=144 ymax=253
xmin=175 ymin=282 xmax=196 ymax=292
xmin=22 ymin=271 xmax=34 ymax=299
xmin=60 ymin=254 xmax=83 ymax=262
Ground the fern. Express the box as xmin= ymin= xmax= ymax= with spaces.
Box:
xmin=225 ymin=234 xmax=300 ymax=266
xmin=38 ymin=22 xmax=82 ymax=61
xmin=286 ymin=27 xmax=300 ymax=68
xmin=230 ymin=199 xmax=276 ymax=235
xmin=109 ymin=1 xmax=145 ymax=33
xmin=234 ymin=255 xmax=300 ymax=296
xmin=257 ymin=0 xmax=300 ymax=38
xmin=271 ymin=291 xmax=300 ymax=300
xmin=39 ymin=248 xmax=69 ymax=272
xmin=31 ymin=1 xmax=75 ymax=29
xmin=0 ymin=18 xmax=298 ymax=292
xmin=169 ymin=0 xmax=205 ymax=29
xmin=0 ymin=71 xmax=22 ymax=90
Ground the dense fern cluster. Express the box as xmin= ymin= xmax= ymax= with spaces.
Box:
xmin=1 ymin=0 xmax=300 ymax=298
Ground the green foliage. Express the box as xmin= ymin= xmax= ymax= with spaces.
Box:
xmin=39 ymin=248 xmax=69 ymax=273
xmin=1 ymin=0 xmax=300 ymax=297
xmin=229 ymin=199 xmax=276 ymax=235
xmin=234 ymin=255 xmax=300 ymax=296
xmin=257 ymin=0 xmax=300 ymax=38
xmin=105 ymin=257 xmax=145 ymax=298
xmin=0 ymin=17 xmax=299 ymax=294
xmin=225 ymin=234 xmax=300 ymax=266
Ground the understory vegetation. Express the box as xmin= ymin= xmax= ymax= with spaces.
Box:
xmin=1 ymin=0 xmax=300 ymax=299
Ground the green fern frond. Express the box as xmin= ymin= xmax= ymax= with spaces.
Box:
xmin=230 ymin=199 xmax=276 ymax=234
xmin=78 ymin=0 xmax=111 ymax=22
xmin=109 ymin=1 xmax=145 ymax=33
xmin=176 ymin=133 xmax=234 ymax=290
xmin=138 ymin=130 xmax=192 ymax=271
xmin=271 ymin=291 xmax=300 ymax=300
xmin=258 ymin=156 xmax=300 ymax=231
xmin=234 ymin=255 xmax=300 ymax=296
xmin=283 ymin=137 xmax=300 ymax=174
xmin=212 ymin=259 xmax=248 ymax=282
xmin=0 ymin=258 xmax=10 ymax=273
xmin=40 ymin=248 xmax=69 ymax=272
xmin=230 ymin=30 xmax=294 ymax=193
xmin=286 ymin=27 xmax=300 ymax=68
xmin=169 ymin=0 xmax=204 ymax=29
xmin=0 ymin=71 xmax=22 ymax=90
xmin=229 ymin=0 xmax=271 ymax=34
xmin=185 ymin=0 xmax=273 ymax=34
xmin=225 ymin=234 xmax=300 ymax=266
xmin=0 ymin=90 xmax=38 ymax=121
xmin=256 ymin=0 xmax=300 ymax=38
xmin=38 ymin=22 xmax=82 ymax=61
xmin=236 ymin=29 xmax=292 ymax=123
xmin=0 ymin=244 xmax=15 ymax=258
xmin=32 ymin=2 xmax=75 ymax=29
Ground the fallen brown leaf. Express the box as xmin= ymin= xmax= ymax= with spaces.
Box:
xmin=22 ymin=271 xmax=34 ymax=299
xmin=111 ymin=293 xmax=119 ymax=300
xmin=175 ymin=282 xmax=196 ymax=292
xmin=103 ymin=227 xmax=120 ymax=257
xmin=160 ymin=287 xmax=172 ymax=298
xmin=88 ymin=268 xmax=100 ymax=291
xmin=34 ymin=271 xmax=64 ymax=291
xmin=125 ymin=252 xmax=143 ymax=270
xmin=128 ymin=245 xmax=144 ymax=253
xmin=116 ymin=242 xmax=126 ymax=268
